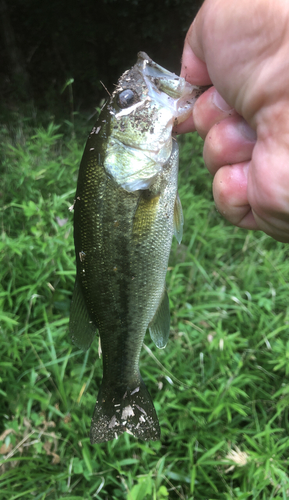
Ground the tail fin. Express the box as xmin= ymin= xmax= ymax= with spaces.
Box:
xmin=90 ymin=378 xmax=160 ymax=443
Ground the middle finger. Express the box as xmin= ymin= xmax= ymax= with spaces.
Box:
xmin=203 ymin=115 xmax=257 ymax=175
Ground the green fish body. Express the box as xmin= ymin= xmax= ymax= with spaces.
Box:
xmin=70 ymin=52 xmax=205 ymax=443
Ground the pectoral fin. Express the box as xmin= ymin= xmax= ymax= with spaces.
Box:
xmin=148 ymin=289 xmax=170 ymax=349
xmin=69 ymin=277 xmax=97 ymax=351
xmin=174 ymin=192 xmax=184 ymax=244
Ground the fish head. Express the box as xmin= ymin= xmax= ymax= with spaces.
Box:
xmin=104 ymin=52 xmax=206 ymax=192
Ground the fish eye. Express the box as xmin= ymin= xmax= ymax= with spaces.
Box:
xmin=117 ymin=89 xmax=136 ymax=108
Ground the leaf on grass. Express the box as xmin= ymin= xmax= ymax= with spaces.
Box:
xmin=43 ymin=431 xmax=60 ymax=464
xmin=0 ymin=428 xmax=15 ymax=441
xmin=0 ymin=442 xmax=13 ymax=454
xmin=51 ymin=453 xmax=60 ymax=464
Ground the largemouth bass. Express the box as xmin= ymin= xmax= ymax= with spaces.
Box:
xmin=70 ymin=52 xmax=205 ymax=443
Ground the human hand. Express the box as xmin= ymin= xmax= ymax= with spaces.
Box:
xmin=177 ymin=0 xmax=289 ymax=243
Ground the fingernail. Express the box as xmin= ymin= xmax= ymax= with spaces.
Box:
xmin=213 ymin=90 xmax=233 ymax=111
xmin=239 ymin=120 xmax=257 ymax=142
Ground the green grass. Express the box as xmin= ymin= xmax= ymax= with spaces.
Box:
xmin=1 ymin=115 xmax=289 ymax=499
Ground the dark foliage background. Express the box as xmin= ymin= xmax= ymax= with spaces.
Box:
xmin=0 ymin=0 xmax=203 ymax=116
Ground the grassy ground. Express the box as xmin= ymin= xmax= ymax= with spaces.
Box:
xmin=1 ymin=115 xmax=289 ymax=499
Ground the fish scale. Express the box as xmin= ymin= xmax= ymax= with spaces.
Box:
xmin=69 ymin=52 xmax=207 ymax=443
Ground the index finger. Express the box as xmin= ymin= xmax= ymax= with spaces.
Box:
xmin=180 ymin=33 xmax=212 ymax=85
xmin=175 ymin=41 xmax=212 ymax=134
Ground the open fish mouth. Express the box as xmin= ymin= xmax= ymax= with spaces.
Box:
xmin=137 ymin=51 xmax=208 ymax=124
xmin=113 ymin=52 xmax=209 ymax=125
xmin=104 ymin=53 xmax=210 ymax=192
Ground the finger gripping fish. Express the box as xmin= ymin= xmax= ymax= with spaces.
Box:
xmin=69 ymin=52 xmax=205 ymax=443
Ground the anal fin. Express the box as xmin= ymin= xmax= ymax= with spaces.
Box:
xmin=148 ymin=289 xmax=170 ymax=349
xmin=69 ymin=277 xmax=97 ymax=351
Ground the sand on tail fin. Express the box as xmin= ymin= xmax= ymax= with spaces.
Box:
xmin=90 ymin=377 xmax=160 ymax=443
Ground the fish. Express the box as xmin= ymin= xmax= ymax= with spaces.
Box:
xmin=69 ymin=52 xmax=206 ymax=443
